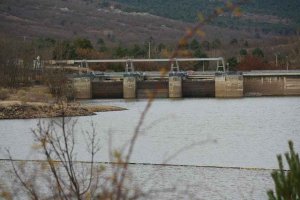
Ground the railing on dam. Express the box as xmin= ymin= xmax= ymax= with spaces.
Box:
xmin=43 ymin=57 xmax=226 ymax=73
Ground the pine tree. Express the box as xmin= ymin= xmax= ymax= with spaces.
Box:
xmin=267 ymin=141 xmax=300 ymax=200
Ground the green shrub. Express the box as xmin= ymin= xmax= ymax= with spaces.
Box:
xmin=268 ymin=141 xmax=300 ymax=200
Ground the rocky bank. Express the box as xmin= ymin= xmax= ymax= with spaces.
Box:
xmin=0 ymin=101 xmax=126 ymax=119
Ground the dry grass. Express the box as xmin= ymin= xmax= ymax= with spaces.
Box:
xmin=0 ymin=88 xmax=10 ymax=100
xmin=8 ymin=86 xmax=54 ymax=103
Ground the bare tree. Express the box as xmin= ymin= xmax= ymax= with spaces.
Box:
xmin=1 ymin=100 xmax=151 ymax=200
xmin=0 ymin=37 xmax=34 ymax=88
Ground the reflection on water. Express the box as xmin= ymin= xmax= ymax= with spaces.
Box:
xmin=0 ymin=161 xmax=273 ymax=200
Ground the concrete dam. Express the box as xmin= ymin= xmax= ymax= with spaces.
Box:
xmin=73 ymin=71 xmax=300 ymax=99
xmin=42 ymin=58 xmax=300 ymax=99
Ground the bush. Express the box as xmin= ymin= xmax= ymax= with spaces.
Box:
xmin=0 ymin=88 xmax=9 ymax=100
xmin=267 ymin=141 xmax=300 ymax=200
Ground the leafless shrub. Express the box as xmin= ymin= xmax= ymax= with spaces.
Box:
xmin=1 ymin=101 xmax=153 ymax=199
xmin=43 ymin=68 xmax=75 ymax=102
xmin=0 ymin=38 xmax=33 ymax=88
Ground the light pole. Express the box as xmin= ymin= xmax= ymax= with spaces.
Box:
xmin=226 ymin=62 xmax=229 ymax=72
xmin=148 ymin=37 xmax=154 ymax=59
xmin=274 ymin=53 xmax=278 ymax=67
xmin=148 ymin=41 xmax=151 ymax=59
xmin=286 ymin=56 xmax=289 ymax=71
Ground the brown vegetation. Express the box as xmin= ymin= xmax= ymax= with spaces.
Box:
xmin=237 ymin=55 xmax=273 ymax=71
xmin=0 ymin=38 xmax=33 ymax=88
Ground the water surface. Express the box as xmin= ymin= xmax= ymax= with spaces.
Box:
xmin=1 ymin=97 xmax=299 ymax=199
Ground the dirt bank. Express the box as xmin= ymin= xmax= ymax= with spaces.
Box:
xmin=0 ymin=101 xmax=126 ymax=120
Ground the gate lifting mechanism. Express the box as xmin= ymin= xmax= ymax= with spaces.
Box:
xmin=170 ymin=58 xmax=180 ymax=72
xmin=216 ymin=59 xmax=225 ymax=72
xmin=125 ymin=59 xmax=134 ymax=73
xmin=169 ymin=58 xmax=188 ymax=78
xmin=124 ymin=60 xmax=145 ymax=80
xmin=80 ymin=60 xmax=89 ymax=68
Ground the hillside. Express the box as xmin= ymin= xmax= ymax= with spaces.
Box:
xmin=0 ymin=0 xmax=188 ymax=45
xmin=0 ymin=0 xmax=300 ymax=68
xmin=112 ymin=0 xmax=300 ymax=35
xmin=0 ymin=0 xmax=289 ymax=45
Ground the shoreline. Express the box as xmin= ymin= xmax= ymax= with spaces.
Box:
xmin=0 ymin=101 xmax=127 ymax=120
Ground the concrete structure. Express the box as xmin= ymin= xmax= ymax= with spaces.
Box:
xmin=182 ymin=80 xmax=215 ymax=97
xmin=123 ymin=76 xmax=136 ymax=99
xmin=73 ymin=77 xmax=91 ymax=99
xmin=137 ymin=81 xmax=168 ymax=98
xmin=87 ymin=71 xmax=300 ymax=99
xmin=169 ymin=76 xmax=182 ymax=98
xmin=243 ymin=72 xmax=300 ymax=96
xmin=284 ymin=77 xmax=300 ymax=95
xmin=215 ymin=74 xmax=243 ymax=98
xmin=92 ymin=81 xmax=123 ymax=98
xmin=43 ymin=57 xmax=300 ymax=99
xmin=70 ymin=67 xmax=300 ymax=99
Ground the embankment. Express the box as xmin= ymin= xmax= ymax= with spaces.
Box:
xmin=0 ymin=101 xmax=126 ymax=120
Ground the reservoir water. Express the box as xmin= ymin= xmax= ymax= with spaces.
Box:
xmin=0 ymin=97 xmax=300 ymax=199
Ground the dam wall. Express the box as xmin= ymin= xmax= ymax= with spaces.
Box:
xmin=74 ymin=71 xmax=300 ymax=99
xmin=182 ymin=80 xmax=215 ymax=97
xmin=92 ymin=81 xmax=123 ymax=98
xmin=169 ymin=76 xmax=182 ymax=98
xmin=244 ymin=75 xmax=300 ymax=96
xmin=215 ymin=75 xmax=243 ymax=98
xmin=73 ymin=77 xmax=91 ymax=99
xmin=137 ymin=80 xmax=169 ymax=98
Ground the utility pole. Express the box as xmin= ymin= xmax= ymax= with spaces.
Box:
xmin=148 ymin=36 xmax=154 ymax=59
xmin=286 ymin=56 xmax=289 ymax=71
xmin=148 ymin=41 xmax=151 ymax=59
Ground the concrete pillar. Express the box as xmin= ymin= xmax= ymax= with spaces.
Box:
xmin=215 ymin=74 xmax=243 ymax=98
xmin=169 ymin=76 xmax=182 ymax=98
xmin=73 ymin=77 xmax=92 ymax=99
xmin=123 ymin=76 xmax=136 ymax=99
xmin=215 ymin=75 xmax=227 ymax=98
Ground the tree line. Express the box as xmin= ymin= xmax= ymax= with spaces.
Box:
xmin=0 ymin=34 xmax=287 ymax=89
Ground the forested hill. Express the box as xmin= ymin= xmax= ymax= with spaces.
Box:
xmin=110 ymin=0 xmax=300 ymax=35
